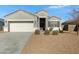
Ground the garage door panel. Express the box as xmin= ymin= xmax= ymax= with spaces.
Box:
xmin=9 ymin=23 xmax=34 ymax=32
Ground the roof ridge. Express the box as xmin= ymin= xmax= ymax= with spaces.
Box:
xmin=49 ymin=16 xmax=61 ymax=20
xmin=35 ymin=9 xmax=48 ymax=14
xmin=4 ymin=9 xmax=37 ymax=17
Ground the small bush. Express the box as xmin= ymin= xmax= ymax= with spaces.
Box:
xmin=59 ymin=30 xmax=63 ymax=33
xmin=35 ymin=29 xmax=40 ymax=34
xmin=52 ymin=30 xmax=59 ymax=35
xmin=49 ymin=27 xmax=53 ymax=32
xmin=44 ymin=29 xmax=50 ymax=35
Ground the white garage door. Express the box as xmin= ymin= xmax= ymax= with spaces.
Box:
xmin=9 ymin=22 xmax=34 ymax=32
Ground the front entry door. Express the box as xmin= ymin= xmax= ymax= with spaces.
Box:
xmin=40 ymin=18 xmax=46 ymax=30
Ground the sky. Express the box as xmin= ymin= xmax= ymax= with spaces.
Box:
xmin=0 ymin=5 xmax=79 ymax=22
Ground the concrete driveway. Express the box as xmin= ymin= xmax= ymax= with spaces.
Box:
xmin=0 ymin=32 xmax=32 ymax=54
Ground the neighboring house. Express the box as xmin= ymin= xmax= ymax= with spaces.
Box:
xmin=4 ymin=10 xmax=61 ymax=32
xmin=0 ymin=18 xmax=4 ymax=31
xmin=62 ymin=19 xmax=79 ymax=32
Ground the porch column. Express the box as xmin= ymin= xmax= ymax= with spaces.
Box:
xmin=46 ymin=18 xmax=48 ymax=30
xmin=59 ymin=21 xmax=62 ymax=30
xmin=37 ymin=17 xmax=40 ymax=29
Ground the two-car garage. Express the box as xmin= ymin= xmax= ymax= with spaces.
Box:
xmin=4 ymin=10 xmax=37 ymax=32
xmin=8 ymin=21 xmax=34 ymax=32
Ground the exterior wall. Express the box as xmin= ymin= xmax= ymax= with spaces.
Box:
xmin=48 ymin=20 xmax=60 ymax=27
xmin=4 ymin=10 xmax=62 ymax=32
xmin=4 ymin=19 xmax=37 ymax=32
xmin=4 ymin=20 xmax=8 ymax=32
xmin=35 ymin=10 xmax=48 ymax=30
xmin=35 ymin=10 xmax=48 ymax=16
xmin=4 ymin=10 xmax=37 ymax=32
xmin=61 ymin=25 xmax=65 ymax=30
xmin=5 ymin=10 xmax=36 ymax=20
xmin=48 ymin=16 xmax=61 ymax=30
xmin=63 ymin=24 xmax=76 ymax=32
xmin=68 ymin=25 xmax=76 ymax=32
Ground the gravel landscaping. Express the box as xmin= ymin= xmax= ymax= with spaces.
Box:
xmin=0 ymin=32 xmax=32 ymax=54
xmin=22 ymin=32 xmax=79 ymax=54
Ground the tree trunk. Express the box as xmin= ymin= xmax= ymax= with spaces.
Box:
xmin=77 ymin=24 xmax=79 ymax=35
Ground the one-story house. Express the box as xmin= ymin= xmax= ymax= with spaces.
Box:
xmin=62 ymin=20 xmax=76 ymax=32
xmin=4 ymin=10 xmax=61 ymax=32
xmin=62 ymin=19 xmax=79 ymax=35
xmin=0 ymin=18 xmax=4 ymax=31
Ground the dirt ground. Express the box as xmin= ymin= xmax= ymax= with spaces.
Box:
xmin=22 ymin=32 xmax=79 ymax=54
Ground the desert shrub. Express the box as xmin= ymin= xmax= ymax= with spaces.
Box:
xmin=44 ymin=29 xmax=50 ymax=35
xmin=59 ymin=30 xmax=63 ymax=33
xmin=49 ymin=27 xmax=53 ymax=32
xmin=52 ymin=30 xmax=59 ymax=35
xmin=34 ymin=29 xmax=40 ymax=34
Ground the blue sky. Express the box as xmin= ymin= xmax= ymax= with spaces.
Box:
xmin=0 ymin=5 xmax=79 ymax=22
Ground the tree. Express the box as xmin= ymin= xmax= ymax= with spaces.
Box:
xmin=68 ymin=9 xmax=79 ymax=35
xmin=69 ymin=9 xmax=79 ymax=21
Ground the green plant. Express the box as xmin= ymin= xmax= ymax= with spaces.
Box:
xmin=59 ymin=30 xmax=63 ymax=33
xmin=35 ymin=29 xmax=40 ymax=34
xmin=52 ymin=30 xmax=59 ymax=35
xmin=44 ymin=29 xmax=50 ymax=35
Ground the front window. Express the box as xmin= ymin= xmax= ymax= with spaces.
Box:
xmin=48 ymin=21 xmax=60 ymax=27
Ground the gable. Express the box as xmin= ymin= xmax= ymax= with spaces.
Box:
xmin=5 ymin=10 xmax=37 ymax=19
xmin=35 ymin=10 xmax=48 ymax=16
xmin=49 ymin=16 xmax=61 ymax=21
